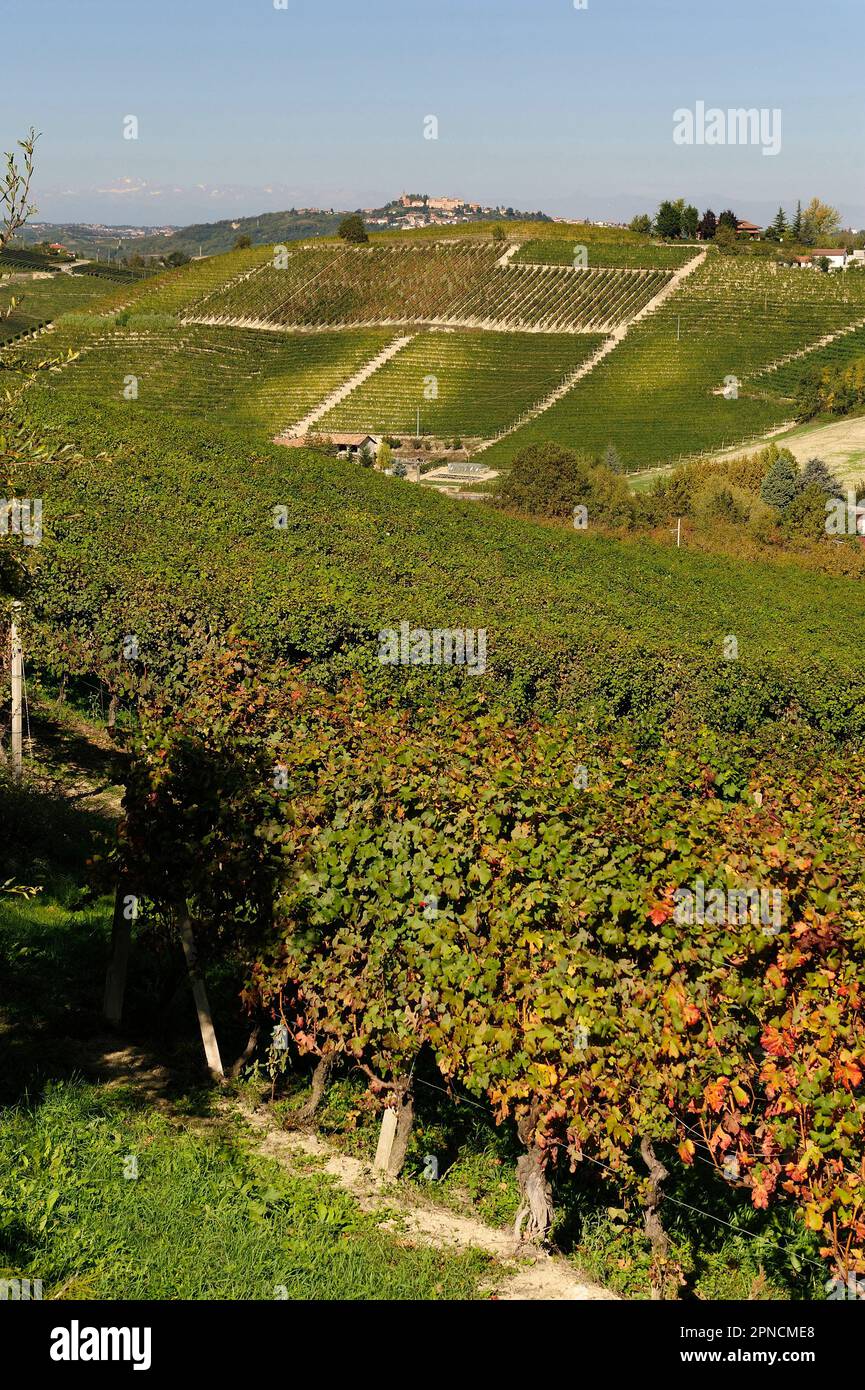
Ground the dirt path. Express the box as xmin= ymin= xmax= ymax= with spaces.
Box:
xmin=60 ymin=1031 xmax=617 ymax=1300
xmin=235 ymin=1101 xmax=617 ymax=1302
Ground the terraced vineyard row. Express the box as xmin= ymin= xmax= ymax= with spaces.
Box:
xmin=446 ymin=264 xmax=670 ymax=330
xmin=187 ymin=241 xmax=671 ymax=333
xmin=91 ymin=245 xmax=276 ymax=319
xmin=319 ymin=329 xmax=608 ymax=437
xmin=484 ymin=255 xmax=865 ymax=468
xmin=751 ymin=321 xmax=865 ymax=399
xmin=188 ymin=243 xmax=502 ymax=327
xmin=0 ymin=272 xmax=113 ymax=344
xmin=20 ymin=324 xmax=398 ymax=435
xmin=514 ymin=238 xmax=699 ymax=270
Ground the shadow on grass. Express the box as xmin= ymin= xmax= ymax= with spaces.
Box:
xmin=0 ymin=772 xmax=247 ymax=1115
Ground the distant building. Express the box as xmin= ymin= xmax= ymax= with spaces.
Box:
xmin=275 ymin=432 xmax=381 ymax=460
xmin=794 ymin=249 xmax=849 ymax=270
xmin=735 ymin=220 xmax=763 ymax=239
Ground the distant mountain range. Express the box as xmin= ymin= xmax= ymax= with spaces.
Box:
xmin=19 ymin=200 xmax=548 ymax=262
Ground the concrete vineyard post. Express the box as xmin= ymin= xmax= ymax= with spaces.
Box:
xmin=103 ymin=880 xmax=134 ymax=1027
xmin=10 ymin=602 xmax=23 ymax=780
xmin=176 ymin=902 xmax=225 ymax=1080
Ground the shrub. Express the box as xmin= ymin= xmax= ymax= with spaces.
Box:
xmin=760 ymin=451 xmax=800 ymax=510
xmin=496 ymin=442 xmax=596 ymax=519
xmin=784 ymin=482 xmax=831 ymax=539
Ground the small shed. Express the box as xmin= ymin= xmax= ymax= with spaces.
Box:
xmin=325 ymin=434 xmax=381 ymax=460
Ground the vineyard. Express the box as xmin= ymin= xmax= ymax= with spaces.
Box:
xmin=9 ymin=238 xmax=865 ymax=469
xmin=186 ymin=241 xmax=673 ymax=333
xmin=752 ymin=321 xmax=865 ymax=401
xmin=4 ymin=246 xmax=865 ymax=1299
xmin=0 ymin=270 xmax=114 ymax=345
xmin=484 ymin=255 xmax=865 ymax=468
xmin=18 ymin=322 xmax=400 ymax=437
xmin=514 ymin=239 xmax=699 ymax=271
xmin=318 ymin=330 xmax=607 ymax=439
xmin=111 ymin=650 xmax=865 ymax=1291
xmin=7 ymin=398 xmax=865 ymax=738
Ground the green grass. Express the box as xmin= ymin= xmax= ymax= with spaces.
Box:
xmin=0 ymin=1081 xmax=492 ymax=1300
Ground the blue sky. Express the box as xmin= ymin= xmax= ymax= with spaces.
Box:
xmin=3 ymin=0 xmax=863 ymax=227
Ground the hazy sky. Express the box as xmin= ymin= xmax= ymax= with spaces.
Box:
xmin=3 ymin=0 xmax=863 ymax=227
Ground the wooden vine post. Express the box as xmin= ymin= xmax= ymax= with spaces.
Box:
xmin=175 ymin=900 xmax=224 ymax=1082
xmin=103 ymin=878 xmax=135 ymax=1027
xmin=372 ymin=1079 xmax=414 ymax=1177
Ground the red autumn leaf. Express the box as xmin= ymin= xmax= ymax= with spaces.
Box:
xmin=761 ymin=1026 xmax=789 ymax=1058
xmin=704 ymin=1078 xmax=728 ymax=1112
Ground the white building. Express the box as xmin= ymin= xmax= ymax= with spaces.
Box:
xmin=795 ymin=248 xmax=849 ymax=270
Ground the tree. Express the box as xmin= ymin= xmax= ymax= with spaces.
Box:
xmin=768 ymin=207 xmax=788 ymax=242
xmin=629 ymin=214 xmax=652 ymax=235
xmin=681 ymin=204 xmax=699 ymax=239
xmin=783 ymin=482 xmax=830 ymax=538
xmin=391 ymin=457 xmax=407 ymax=479
xmin=1 ymin=128 xmax=38 ymax=252
xmin=496 ymin=442 xmax=595 ymax=519
xmin=491 ymin=224 xmax=506 ymax=243
xmin=339 ymin=214 xmax=369 ymax=244
xmin=718 ymin=209 xmax=738 ymax=231
xmin=791 ymin=200 xmax=803 ymax=242
xmin=377 ymin=442 xmax=393 ymax=472
xmin=800 ymin=456 xmax=841 ymax=497
xmin=697 ymin=209 xmax=717 ymax=241
xmin=795 ymin=366 xmax=824 ymax=421
xmin=655 ymin=201 xmax=681 ymax=240
xmin=233 ymin=233 xmax=251 ymax=250
xmin=759 ymin=450 xmax=800 ymax=510
xmin=802 ymin=197 xmax=840 ymax=245
xmin=604 ymin=443 xmax=623 ymax=473
xmin=714 ymin=224 xmax=737 ymax=251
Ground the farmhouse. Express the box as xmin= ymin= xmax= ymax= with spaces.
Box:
xmin=794 ymin=249 xmax=849 ymax=270
xmin=735 ymin=220 xmax=763 ymax=239
xmin=275 ymin=432 xmax=381 ymax=460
